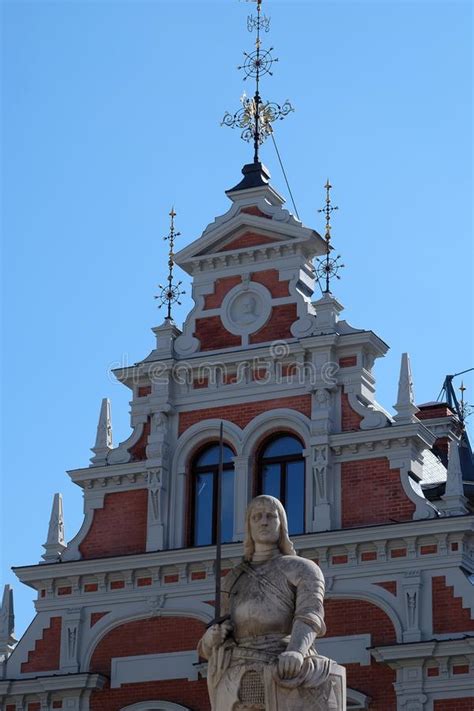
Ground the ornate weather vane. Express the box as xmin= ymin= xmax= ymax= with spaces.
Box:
xmin=459 ymin=381 xmax=473 ymax=427
xmin=155 ymin=207 xmax=185 ymax=320
xmin=221 ymin=0 xmax=293 ymax=163
xmin=316 ymin=180 xmax=345 ymax=293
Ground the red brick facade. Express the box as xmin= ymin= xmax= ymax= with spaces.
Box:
xmin=221 ymin=231 xmax=277 ymax=251
xmin=341 ymin=458 xmax=416 ymax=527
xmin=21 ymin=617 xmax=61 ymax=672
xmin=432 ymin=576 xmax=474 ymax=634
xmin=79 ymin=490 xmax=148 ymax=559
xmin=249 ymin=303 xmax=296 ymax=344
xmin=325 ymin=599 xmax=397 ymax=710
xmin=178 ymin=394 xmax=312 ymax=435
xmin=433 ymin=700 xmax=474 ymax=710
xmin=203 ymin=275 xmax=241 ymax=309
xmin=341 ymin=392 xmax=363 ymax=432
xmin=251 ymin=268 xmax=290 ymax=297
xmin=89 ymin=617 xmax=210 ymax=711
xmin=194 ymin=315 xmax=241 ymax=351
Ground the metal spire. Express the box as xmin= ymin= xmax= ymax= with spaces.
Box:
xmin=316 ymin=180 xmax=344 ymax=293
xmin=155 ymin=208 xmax=184 ymax=321
xmin=221 ymin=0 xmax=293 ymax=163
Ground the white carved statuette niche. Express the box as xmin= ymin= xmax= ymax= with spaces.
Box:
xmin=90 ymin=397 xmax=113 ymax=466
xmin=41 ymin=493 xmax=66 ymax=563
xmin=312 ymin=444 xmax=332 ymax=532
xmin=0 ymin=584 xmax=17 ymax=658
xmin=146 ymin=466 xmax=166 ymax=552
xmin=146 ymin=410 xmax=169 ymax=462
xmin=402 ymin=570 xmax=422 ymax=643
xmin=442 ymin=439 xmax=469 ymax=516
xmin=59 ymin=608 xmax=82 ymax=673
xmin=393 ymin=353 xmax=419 ymax=423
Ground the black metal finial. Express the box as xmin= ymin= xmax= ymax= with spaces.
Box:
xmin=221 ymin=0 xmax=293 ymax=163
xmin=155 ymin=207 xmax=185 ymax=320
xmin=459 ymin=381 xmax=473 ymax=428
xmin=316 ymin=180 xmax=344 ymax=293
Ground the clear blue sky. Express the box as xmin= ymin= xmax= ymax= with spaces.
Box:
xmin=1 ymin=0 xmax=472 ymax=637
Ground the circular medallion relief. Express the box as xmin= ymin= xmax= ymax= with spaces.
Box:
xmin=221 ymin=281 xmax=272 ymax=336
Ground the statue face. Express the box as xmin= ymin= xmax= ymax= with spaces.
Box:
xmin=249 ymin=503 xmax=281 ymax=545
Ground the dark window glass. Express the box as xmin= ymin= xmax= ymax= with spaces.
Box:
xmin=263 ymin=435 xmax=302 ymax=458
xmin=192 ymin=443 xmax=235 ymax=546
xmin=194 ymin=472 xmax=213 ymax=546
xmin=259 ymin=434 xmax=305 ymax=535
xmin=196 ymin=444 xmax=234 ymax=467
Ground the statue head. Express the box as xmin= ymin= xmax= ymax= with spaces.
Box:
xmin=243 ymin=495 xmax=296 ymax=561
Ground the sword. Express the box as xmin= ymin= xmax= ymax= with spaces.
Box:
xmin=209 ymin=421 xmax=229 ymax=627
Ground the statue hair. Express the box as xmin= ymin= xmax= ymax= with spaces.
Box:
xmin=243 ymin=495 xmax=296 ymax=562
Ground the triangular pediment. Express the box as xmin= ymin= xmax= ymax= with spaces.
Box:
xmin=174 ymin=183 xmax=326 ymax=274
xmin=196 ymin=225 xmax=288 ymax=257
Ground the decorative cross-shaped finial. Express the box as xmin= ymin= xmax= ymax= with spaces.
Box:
xmin=155 ymin=207 xmax=185 ymax=321
xmin=221 ymin=0 xmax=293 ymax=163
xmin=316 ymin=180 xmax=344 ymax=293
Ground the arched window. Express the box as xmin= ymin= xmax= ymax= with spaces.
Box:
xmin=258 ymin=434 xmax=305 ymax=535
xmin=191 ymin=443 xmax=235 ymax=546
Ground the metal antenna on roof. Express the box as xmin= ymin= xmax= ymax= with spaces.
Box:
xmin=221 ymin=0 xmax=293 ymax=163
xmin=316 ymin=180 xmax=344 ymax=293
xmin=155 ymin=207 xmax=185 ymax=321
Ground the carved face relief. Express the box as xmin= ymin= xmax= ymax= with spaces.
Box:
xmin=249 ymin=503 xmax=281 ymax=546
xmin=221 ymin=282 xmax=272 ymax=336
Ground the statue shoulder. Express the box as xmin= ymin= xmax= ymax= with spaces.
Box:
xmin=222 ymin=559 xmax=246 ymax=593
xmin=279 ymin=555 xmax=324 ymax=585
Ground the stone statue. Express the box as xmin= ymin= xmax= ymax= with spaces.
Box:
xmin=198 ymin=495 xmax=346 ymax=710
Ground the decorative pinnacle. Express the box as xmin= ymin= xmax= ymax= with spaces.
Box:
xmin=41 ymin=493 xmax=66 ymax=563
xmin=393 ymin=352 xmax=419 ymax=423
xmin=316 ymin=180 xmax=344 ymax=293
xmin=442 ymin=439 xmax=468 ymax=515
xmin=0 ymin=584 xmax=17 ymax=658
xmin=221 ymin=0 xmax=293 ymax=163
xmin=155 ymin=207 xmax=185 ymax=321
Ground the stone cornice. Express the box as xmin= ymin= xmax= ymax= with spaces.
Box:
xmin=371 ymin=636 xmax=474 ymax=664
xmin=13 ymin=515 xmax=474 ymax=589
xmin=0 ymin=673 xmax=107 ymax=696
xmin=330 ymin=422 xmax=437 ymax=457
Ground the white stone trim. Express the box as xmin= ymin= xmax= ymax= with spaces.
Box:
xmin=120 ymin=703 xmax=191 ymax=711
xmin=111 ymin=650 xmax=199 ymax=687
xmin=346 ymin=688 xmax=370 ymax=709
xmin=316 ymin=634 xmax=371 ymax=666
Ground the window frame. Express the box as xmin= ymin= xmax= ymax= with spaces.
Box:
xmin=256 ymin=433 xmax=305 ymax=532
xmin=190 ymin=442 xmax=235 ymax=546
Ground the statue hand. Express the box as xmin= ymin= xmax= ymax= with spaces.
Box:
xmin=202 ymin=620 xmax=233 ymax=649
xmin=277 ymin=650 xmax=304 ymax=679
